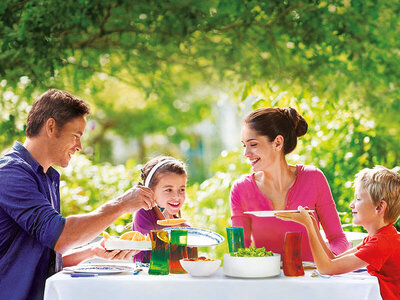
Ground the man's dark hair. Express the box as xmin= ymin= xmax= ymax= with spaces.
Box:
xmin=26 ymin=89 xmax=90 ymax=137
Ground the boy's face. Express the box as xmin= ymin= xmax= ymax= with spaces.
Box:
xmin=350 ymin=186 xmax=377 ymax=227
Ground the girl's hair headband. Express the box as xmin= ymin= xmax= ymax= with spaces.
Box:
xmin=144 ymin=159 xmax=176 ymax=187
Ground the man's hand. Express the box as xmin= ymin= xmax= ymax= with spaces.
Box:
xmin=56 ymin=185 xmax=155 ymax=254
xmin=91 ymin=239 xmax=140 ymax=261
xmin=117 ymin=185 xmax=156 ymax=214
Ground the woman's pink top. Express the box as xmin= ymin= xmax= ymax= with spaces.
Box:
xmin=230 ymin=165 xmax=350 ymax=261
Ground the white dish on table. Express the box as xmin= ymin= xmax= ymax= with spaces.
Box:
xmin=104 ymin=239 xmax=151 ymax=251
xmin=63 ymin=264 xmax=135 ymax=274
xmin=223 ymin=253 xmax=281 ymax=278
xmin=180 ymin=259 xmax=221 ymax=277
xmin=163 ymin=227 xmax=224 ymax=247
xmin=244 ymin=210 xmax=314 ymax=217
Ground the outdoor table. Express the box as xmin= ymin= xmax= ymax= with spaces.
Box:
xmin=44 ymin=265 xmax=382 ymax=300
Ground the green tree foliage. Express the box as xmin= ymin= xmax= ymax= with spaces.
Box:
xmin=2 ymin=0 xmax=400 ymax=107
xmin=1 ymin=0 xmax=399 ymax=163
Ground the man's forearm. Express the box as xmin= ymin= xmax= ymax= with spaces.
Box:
xmin=55 ymin=199 xmax=125 ymax=254
xmin=62 ymin=245 xmax=95 ymax=267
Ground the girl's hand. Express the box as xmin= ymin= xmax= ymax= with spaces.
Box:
xmin=91 ymin=239 xmax=140 ymax=261
xmin=275 ymin=206 xmax=314 ymax=227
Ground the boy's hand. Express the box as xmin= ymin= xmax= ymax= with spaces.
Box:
xmin=275 ymin=206 xmax=314 ymax=227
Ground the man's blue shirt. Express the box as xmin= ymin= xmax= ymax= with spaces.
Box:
xmin=0 ymin=142 xmax=66 ymax=300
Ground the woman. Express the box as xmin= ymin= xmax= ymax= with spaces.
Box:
xmin=230 ymin=107 xmax=350 ymax=261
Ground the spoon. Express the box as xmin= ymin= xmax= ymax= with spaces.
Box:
xmin=152 ymin=206 xmax=165 ymax=220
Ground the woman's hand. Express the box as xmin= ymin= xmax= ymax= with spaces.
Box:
xmin=275 ymin=206 xmax=315 ymax=228
xmin=91 ymin=239 xmax=140 ymax=261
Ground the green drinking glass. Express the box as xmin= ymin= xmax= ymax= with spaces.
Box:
xmin=226 ymin=226 xmax=245 ymax=253
xmin=148 ymin=230 xmax=170 ymax=275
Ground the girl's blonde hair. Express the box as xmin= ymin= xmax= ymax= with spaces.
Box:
xmin=354 ymin=165 xmax=400 ymax=223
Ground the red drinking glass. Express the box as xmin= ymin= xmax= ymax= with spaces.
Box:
xmin=282 ymin=231 xmax=305 ymax=277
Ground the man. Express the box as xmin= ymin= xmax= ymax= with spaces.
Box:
xmin=0 ymin=89 xmax=156 ymax=300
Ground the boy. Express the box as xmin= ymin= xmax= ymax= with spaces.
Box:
xmin=277 ymin=166 xmax=400 ymax=300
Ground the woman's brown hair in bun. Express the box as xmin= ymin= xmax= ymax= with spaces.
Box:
xmin=244 ymin=107 xmax=308 ymax=154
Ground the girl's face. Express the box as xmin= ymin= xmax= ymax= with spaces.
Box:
xmin=241 ymin=124 xmax=276 ymax=172
xmin=153 ymin=173 xmax=187 ymax=217
xmin=350 ymin=187 xmax=377 ymax=227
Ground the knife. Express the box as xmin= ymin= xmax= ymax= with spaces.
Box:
xmin=70 ymin=273 xmax=98 ymax=277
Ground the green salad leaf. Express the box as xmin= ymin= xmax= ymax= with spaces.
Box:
xmin=231 ymin=246 xmax=274 ymax=257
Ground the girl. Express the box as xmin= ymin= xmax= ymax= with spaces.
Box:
xmin=132 ymin=156 xmax=190 ymax=263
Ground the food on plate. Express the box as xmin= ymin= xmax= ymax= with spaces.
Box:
xmin=180 ymin=257 xmax=221 ymax=277
xmin=120 ymin=231 xmax=150 ymax=241
xmin=157 ymin=218 xmax=186 ymax=226
xmin=102 ymin=232 xmax=112 ymax=240
xmin=183 ymin=256 xmax=214 ymax=262
xmin=231 ymin=246 xmax=273 ymax=257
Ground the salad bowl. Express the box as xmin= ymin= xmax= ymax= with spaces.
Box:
xmin=223 ymin=251 xmax=281 ymax=278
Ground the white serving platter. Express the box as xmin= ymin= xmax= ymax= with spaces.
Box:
xmin=244 ymin=210 xmax=315 ymax=217
xmin=104 ymin=239 xmax=151 ymax=251
xmin=63 ymin=264 xmax=134 ymax=274
xmin=163 ymin=227 xmax=224 ymax=247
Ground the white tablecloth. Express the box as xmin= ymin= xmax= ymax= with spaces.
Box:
xmin=44 ymin=266 xmax=382 ymax=300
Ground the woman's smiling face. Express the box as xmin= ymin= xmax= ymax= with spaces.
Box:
xmin=241 ymin=124 xmax=276 ymax=172
xmin=153 ymin=173 xmax=187 ymax=217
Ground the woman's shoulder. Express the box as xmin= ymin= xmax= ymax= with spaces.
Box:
xmin=233 ymin=173 xmax=254 ymax=185
xmin=298 ymin=164 xmax=326 ymax=178
xmin=231 ymin=173 xmax=255 ymax=189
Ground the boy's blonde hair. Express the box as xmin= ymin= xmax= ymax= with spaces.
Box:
xmin=354 ymin=166 xmax=400 ymax=223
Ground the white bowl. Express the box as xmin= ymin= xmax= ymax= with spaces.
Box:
xmin=179 ymin=259 xmax=221 ymax=277
xmin=223 ymin=253 xmax=281 ymax=278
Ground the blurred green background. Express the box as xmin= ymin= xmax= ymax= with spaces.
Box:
xmin=1 ymin=0 xmax=399 ymax=259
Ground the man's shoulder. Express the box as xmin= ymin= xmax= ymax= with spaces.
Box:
xmin=0 ymin=152 xmax=31 ymax=171
xmin=0 ymin=151 xmax=36 ymax=183
xmin=0 ymin=151 xmax=28 ymax=171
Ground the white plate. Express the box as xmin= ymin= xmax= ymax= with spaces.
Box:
xmin=163 ymin=227 xmax=224 ymax=247
xmin=104 ymin=239 xmax=151 ymax=251
xmin=63 ymin=264 xmax=134 ymax=274
xmin=244 ymin=210 xmax=315 ymax=217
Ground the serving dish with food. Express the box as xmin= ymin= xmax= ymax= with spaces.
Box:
xmin=223 ymin=247 xmax=281 ymax=278
xmin=104 ymin=231 xmax=151 ymax=251
xmin=180 ymin=256 xmax=221 ymax=277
